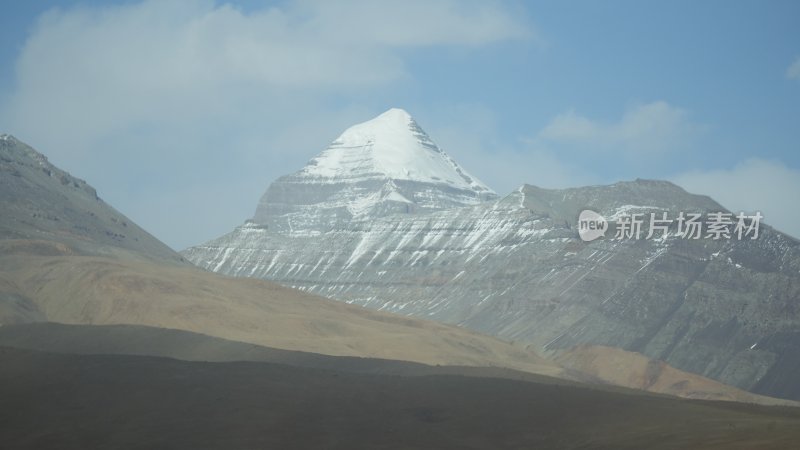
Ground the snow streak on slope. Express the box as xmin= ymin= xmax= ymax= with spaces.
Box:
xmin=185 ymin=177 xmax=800 ymax=399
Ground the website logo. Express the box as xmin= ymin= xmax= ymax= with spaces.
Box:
xmin=578 ymin=209 xmax=608 ymax=242
xmin=577 ymin=209 xmax=762 ymax=241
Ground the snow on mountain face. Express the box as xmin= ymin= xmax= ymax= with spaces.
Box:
xmin=252 ymin=109 xmax=496 ymax=233
xmin=302 ymin=108 xmax=490 ymax=190
xmin=184 ymin=178 xmax=800 ymax=400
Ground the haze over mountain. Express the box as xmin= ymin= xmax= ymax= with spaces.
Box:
xmin=185 ymin=109 xmax=800 ymax=401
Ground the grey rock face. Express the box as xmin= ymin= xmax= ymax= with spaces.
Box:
xmin=0 ymin=134 xmax=183 ymax=264
xmin=183 ymin=115 xmax=800 ymax=400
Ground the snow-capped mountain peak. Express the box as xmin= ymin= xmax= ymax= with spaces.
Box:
xmin=252 ymin=109 xmax=497 ymax=232
xmin=300 ymin=108 xmax=493 ymax=193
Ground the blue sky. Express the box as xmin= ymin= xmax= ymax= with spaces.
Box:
xmin=1 ymin=0 xmax=799 ymax=248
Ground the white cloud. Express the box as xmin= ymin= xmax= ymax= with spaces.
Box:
xmin=0 ymin=0 xmax=532 ymax=249
xmin=537 ymin=101 xmax=700 ymax=154
xmin=4 ymin=0 xmax=530 ymax=153
xmin=787 ymin=56 xmax=800 ymax=80
xmin=671 ymin=159 xmax=800 ymax=239
xmin=297 ymin=0 xmax=532 ymax=47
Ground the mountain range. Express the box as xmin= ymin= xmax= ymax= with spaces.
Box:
xmin=184 ymin=109 xmax=800 ymax=402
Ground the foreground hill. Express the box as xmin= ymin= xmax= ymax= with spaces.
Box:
xmin=2 ymin=346 xmax=799 ymax=450
xmin=0 ymin=240 xmax=558 ymax=374
xmin=554 ymin=345 xmax=797 ymax=405
xmin=0 ymin=322 xmax=567 ymax=381
xmin=2 ymin=321 xmax=793 ymax=408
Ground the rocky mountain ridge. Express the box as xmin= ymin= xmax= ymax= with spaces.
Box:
xmin=0 ymin=134 xmax=182 ymax=263
xmin=183 ymin=110 xmax=800 ymax=400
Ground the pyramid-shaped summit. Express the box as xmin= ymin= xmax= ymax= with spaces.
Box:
xmin=300 ymin=108 xmax=492 ymax=192
xmin=253 ymin=108 xmax=497 ymax=233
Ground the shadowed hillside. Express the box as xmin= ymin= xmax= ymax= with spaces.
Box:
xmin=2 ymin=347 xmax=800 ymax=450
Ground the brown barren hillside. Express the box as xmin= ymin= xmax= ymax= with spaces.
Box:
xmin=555 ymin=345 xmax=797 ymax=406
xmin=0 ymin=239 xmax=560 ymax=376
